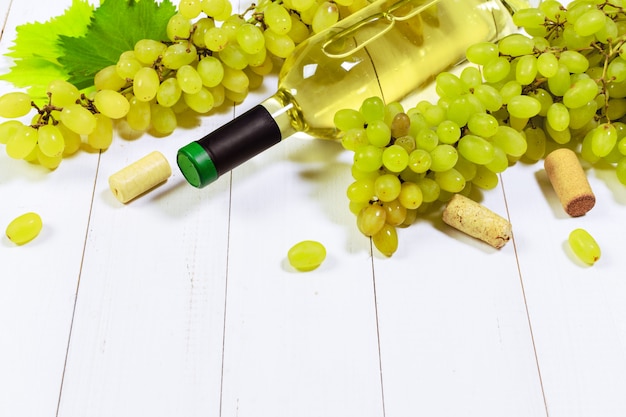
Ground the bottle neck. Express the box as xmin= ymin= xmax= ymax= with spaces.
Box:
xmin=259 ymin=90 xmax=302 ymax=140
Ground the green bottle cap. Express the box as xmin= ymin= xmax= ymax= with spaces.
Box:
xmin=176 ymin=142 xmax=218 ymax=188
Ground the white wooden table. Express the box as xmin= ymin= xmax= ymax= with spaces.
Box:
xmin=1 ymin=1 xmax=625 ymax=416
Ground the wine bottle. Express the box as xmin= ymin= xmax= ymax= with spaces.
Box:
xmin=177 ymin=0 xmax=528 ymax=188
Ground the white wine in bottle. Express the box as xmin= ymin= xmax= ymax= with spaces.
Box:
xmin=177 ymin=0 xmax=528 ymax=187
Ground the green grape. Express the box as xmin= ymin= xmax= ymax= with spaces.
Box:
xmin=334 ymin=108 xmax=365 ymax=131
xmin=436 ymin=120 xmax=461 ymax=144
xmin=87 ymin=113 xmax=113 ymax=150
xmin=491 ymin=126 xmax=527 ymax=157
xmin=341 ymin=128 xmax=369 ymax=151
xmin=382 ymin=144 xmax=409 ymax=172
xmin=460 ymin=66 xmax=482 ymax=90
xmin=429 ymin=144 xmax=458 ymax=172
xmin=354 ymin=145 xmax=383 ymax=172
xmin=372 ymin=224 xmax=398 ymax=257
xmin=157 ymin=77 xmax=183 ymax=107
xmin=472 ymin=165 xmax=499 ymax=190
xmin=357 ymin=203 xmax=386 ymax=236
xmin=568 ymin=99 xmax=597 ymax=129
xmin=472 ymin=84 xmax=503 ymax=112
xmin=581 ymin=129 xmax=601 ymax=163
xmin=202 ymin=0 xmax=227 ymax=16
xmin=365 ymin=119 xmax=391 ymax=147
xmin=512 ymin=7 xmax=546 ymax=28
xmin=221 ymin=14 xmax=245 ymax=39
xmin=5 ymin=125 xmax=38 ymax=159
xmin=394 ymin=136 xmax=416 ymax=153
xmin=179 ymin=0 xmax=203 ymax=19
xmin=454 ymin=155 xmax=477 ymax=181
xmin=162 ymin=42 xmax=197 ymax=69
xmin=606 ymin=98 xmax=626 ymax=120
xmin=498 ymin=33 xmax=534 ymax=57
xmin=546 ymin=102 xmax=570 ymax=132
xmin=116 ymin=51 xmax=143 ymax=80
xmin=167 ymin=13 xmax=192 ymax=41
xmin=416 ymin=177 xmax=440 ymax=203
xmin=616 ymin=157 xmax=626 ymax=185
xmin=545 ymin=120 xmax=571 ymax=144
xmin=213 ymin=0 xmax=233 ymax=21
xmin=528 ymin=88 xmax=554 ymax=117
xmin=221 ymin=66 xmax=249 ymax=93
xmin=457 ymin=134 xmax=495 ymax=165
xmin=523 ymin=126 xmax=547 ymax=161
xmin=47 ymin=79 xmax=81 ymax=108
xmin=515 ymin=55 xmax=538 ymax=85
xmin=183 ymin=87 xmax=215 ymax=114
xmin=0 ymin=120 xmax=23 ymax=145
xmin=150 ymin=103 xmax=178 ymax=135
xmin=500 ymin=80 xmax=522 ymax=104
xmin=60 ymin=103 xmax=97 ymax=135
xmin=205 ymin=27 xmax=229 ymax=51
xmin=466 ymin=41 xmax=499 ymax=65
xmin=5 ymin=212 xmax=42 ymax=245
xmin=192 ymin=17 xmax=216 ymax=47
xmin=312 ymin=1 xmax=339 ymax=34
xmin=133 ymin=67 xmax=160 ymax=102
xmin=244 ymin=47 xmax=268 ymax=68
xmin=484 ymin=144 xmax=509 ymax=172
xmin=347 ymin=178 xmax=376 ymax=203
xmin=408 ymin=149 xmax=431 ymax=173
xmin=607 ymin=57 xmax=626 ymax=83
xmin=196 ymin=56 xmax=225 ymax=88
xmin=288 ymin=14 xmax=310 ymax=44
xmin=359 ymin=96 xmax=385 ymax=123
xmin=375 ymin=174 xmax=402 ymax=202
xmin=134 ymin=39 xmax=167 ymax=65
xmin=568 ymin=228 xmax=601 ymax=265
xmin=507 ymin=95 xmax=541 ymax=119
xmin=291 ymin=0 xmax=315 ymax=12
xmin=57 ymin=122 xmax=81 ymax=156
xmin=559 ymin=50 xmax=590 ymax=74
xmin=619 ymin=136 xmax=626 ymax=155
xmin=467 ymin=112 xmax=498 ymax=137
xmin=398 ymin=182 xmax=423 ymax=210
xmin=0 ymin=92 xmax=32 ymax=118
xmin=434 ymin=168 xmax=466 ymax=193
xmin=287 ymin=240 xmax=326 ymax=271
xmin=573 ymin=9 xmax=606 ymax=37
xmin=37 ymin=124 xmax=65 ymax=157
xmin=547 ymin=64 xmax=572 ymax=96
xmin=218 ymin=43 xmax=248 ymax=70
xmin=209 ymin=85 xmax=226 ymax=107
xmin=390 ymin=112 xmax=410 ymax=138
xmin=37 ymin=147 xmax=63 ymax=170
xmin=422 ymin=103 xmax=446 ymax=126
xmin=538 ymin=0 xmax=563 ymax=20
xmin=264 ymin=29 xmax=295 ymax=58
xmin=446 ymin=96 xmax=472 ymax=126
xmin=536 ymin=52 xmax=559 ymax=78
xmin=591 ymin=123 xmax=617 ymax=157
xmin=126 ymin=96 xmax=151 ymax=131
xmin=436 ymin=72 xmax=464 ymax=99
xmin=407 ymin=111 xmax=429 ymax=138
xmin=93 ymin=89 xmax=130 ymax=119
xmin=236 ymin=23 xmax=265 ymax=54
xmin=563 ymin=76 xmax=598 ymax=109
xmin=264 ymin=2 xmax=292 ymax=35
xmin=176 ymin=65 xmax=203 ymax=94
xmin=482 ymin=56 xmax=511 ymax=84
xmin=94 ymin=65 xmax=127 ymax=92
xmin=562 ymin=25 xmax=594 ymax=50
xmin=382 ymin=199 xmax=407 ymax=226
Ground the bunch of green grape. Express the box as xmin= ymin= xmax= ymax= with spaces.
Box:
xmin=335 ymin=0 xmax=626 ymax=256
xmin=0 ymin=0 xmax=364 ymax=169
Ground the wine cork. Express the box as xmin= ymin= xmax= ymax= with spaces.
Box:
xmin=543 ymin=148 xmax=595 ymax=217
xmin=442 ymin=194 xmax=512 ymax=249
xmin=109 ymin=151 xmax=172 ymax=203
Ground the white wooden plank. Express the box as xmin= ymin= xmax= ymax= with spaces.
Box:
xmin=219 ymin=122 xmax=385 ymax=416
xmin=502 ymin=159 xmax=626 ymax=417
xmin=55 ymin=114 xmax=233 ymax=417
xmin=0 ymin=2 xmax=98 ymax=417
xmin=372 ymin=180 xmax=547 ymax=416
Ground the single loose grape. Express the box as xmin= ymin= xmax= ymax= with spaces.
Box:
xmin=568 ymin=228 xmax=601 ymax=265
xmin=0 ymin=92 xmax=32 ymax=118
xmin=287 ymin=240 xmax=326 ymax=271
xmin=6 ymin=212 xmax=43 ymax=245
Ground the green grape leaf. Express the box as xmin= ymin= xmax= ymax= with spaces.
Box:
xmin=58 ymin=0 xmax=177 ymax=90
xmin=0 ymin=0 xmax=94 ymax=99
